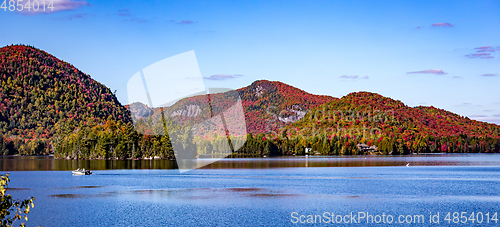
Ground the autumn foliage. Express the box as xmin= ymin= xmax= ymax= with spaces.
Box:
xmin=1 ymin=44 xmax=499 ymax=157
xmin=0 ymin=45 xmax=131 ymax=155
xmin=269 ymin=92 xmax=500 ymax=155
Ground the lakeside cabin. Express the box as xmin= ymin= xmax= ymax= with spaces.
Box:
xmin=357 ymin=143 xmax=378 ymax=154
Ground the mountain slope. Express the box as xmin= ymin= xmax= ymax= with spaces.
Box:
xmin=237 ymin=80 xmax=337 ymax=134
xmin=285 ymin=91 xmax=500 ymax=154
xmin=127 ymin=80 xmax=337 ymax=135
xmin=0 ymin=45 xmax=131 ymax=139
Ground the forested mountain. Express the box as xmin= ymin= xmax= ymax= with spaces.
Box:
xmin=122 ymin=80 xmax=337 ymax=158
xmin=0 ymin=44 xmax=498 ymax=158
xmin=273 ymin=92 xmax=500 ymax=155
xmin=0 ymin=45 xmax=131 ymax=154
xmin=128 ymin=80 xmax=337 ymax=135
xmin=0 ymin=45 xmax=131 ymax=137
xmin=236 ymin=80 xmax=337 ymax=134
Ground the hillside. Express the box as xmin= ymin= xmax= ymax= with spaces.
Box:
xmin=1 ymin=44 xmax=498 ymax=157
xmin=127 ymin=80 xmax=337 ymax=136
xmin=0 ymin=45 xmax=131 ymax=140
xmin=282 ymin=92 xmax=500 ymax=154
xmin=237 ymin=80 xmax=337 ymax=134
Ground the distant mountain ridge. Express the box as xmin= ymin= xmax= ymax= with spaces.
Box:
xmin=1 ymin=44 xmax=499 ymax=156
xmin=285 ymin=91 xmax=500 ymax=154
xmin=129 ymin=80 xmax=500 ymax=141
xmin=127 ymin=80 xmax=338 ymax=135
xmin=292 ymin=91 xmax=500 ymax=137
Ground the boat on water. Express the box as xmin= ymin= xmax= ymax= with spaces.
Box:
xmin=72 ymin=168 xmax=92 ymax=175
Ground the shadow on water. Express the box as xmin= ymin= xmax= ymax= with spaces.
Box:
xmin=48 ymin=187 xmax=304 ymax=200
xmin=47 ymin=187 xmax=374 ymax=202
xmin=11 ymin=185 xmax=107 ymax=191
xmin=6 ymin=187 xmax=30 ymax=191
xmin=74 ymin=186 xmax=104 ymax=189
xmin=49 ymin=185 xmax=106 ymax=190
xmin=50 ymin=191 xmax=115 ymax=198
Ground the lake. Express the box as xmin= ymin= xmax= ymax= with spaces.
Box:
xmin=2 ymin=154 xmax=500 ymax=226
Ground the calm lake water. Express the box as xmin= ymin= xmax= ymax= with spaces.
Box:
xmin=2 ymin=154 xmax=500 ymax=226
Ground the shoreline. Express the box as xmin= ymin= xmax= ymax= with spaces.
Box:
xmin=0 ymin=152 xmax=496 ymax=160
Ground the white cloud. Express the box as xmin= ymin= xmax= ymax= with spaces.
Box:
xmin=19 ymin=0 xmax=89 ymax=14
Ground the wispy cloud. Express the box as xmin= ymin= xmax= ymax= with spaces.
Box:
xmin=118 ymin=9 xmax=131 ymax=17
xmin=178 ymin=20 xmax=196 ymax=25
xmin=170 ymin=20 xmax=198 ymax=25
xmin=204 ymin=74 xmax=243 ymax=81
xmin=475 ymin=46 xmax=495 ymax=52
xmin=470 ymin=114 xmax=487 ymax=118
xmin=20 ymin=0 xmax=89 ymax=14
xmin=129 ymin=18 xmax=147 ymax=23
xmin=470 ymin=116 xmax=500 ymax=125
xmin=407 ymin=69 xmax=448 ymax=75
xmin=117 ymin=9 xmax=146 ymax=23
xmin=415 ymin=26 xmax=424 ymax=29
xmin=431 ymin=22 xmax=454 ymax=27
xmin=452 ymin=76 xmax=463 ymax=79
xmin=487 ymin=119 xmax=500 ymax=125
xmin=53 ymin=13 xmax=93 ymax=20
xmin=466 ymin=46 xmax=498 ymax=59
xmin=340 ymin=75 xmax=369 ymax=79
xmin=481 ymin=73 xmax=498 ymax=77
xmin=466 ymin=53 xmax=494 ymax=59
xmin=494 ymin=114 xmax=500 ymax=117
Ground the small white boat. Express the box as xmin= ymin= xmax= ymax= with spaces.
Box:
xmin=72 ymin=168 xmax=92 ymax=175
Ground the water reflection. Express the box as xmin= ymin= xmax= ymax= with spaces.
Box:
xmin=1 ymin=154 xmax=500 ymax=171
xmin=0 ymin=156 xmax=177 ymax=171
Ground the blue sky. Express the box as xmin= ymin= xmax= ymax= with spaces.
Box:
xmin=1 ymin=0 xmax=499 ymax=124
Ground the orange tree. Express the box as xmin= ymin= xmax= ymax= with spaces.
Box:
xmin=0 ymin=173 xmax=35 ymax=227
